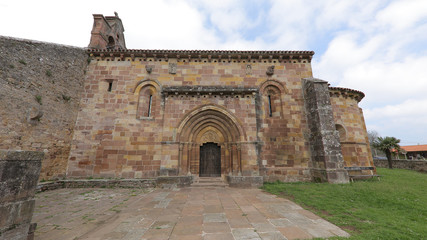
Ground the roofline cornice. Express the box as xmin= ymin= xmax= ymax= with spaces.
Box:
xmin=87 ymin=49 xmax=315 ymax=62
xmin=329 ymin=87 xmax=365 ymax=103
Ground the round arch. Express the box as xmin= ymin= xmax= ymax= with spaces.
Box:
xmin=176 ymin=104 xmax=246 ymax=176
xmin=133 ymin=79 xmax=162 ymax=94
xmin=176 ymin=104 xmax=246 ymax=142
xmin=259 ymin=79 xmax=287 ymax=94
xmin=133 ymin=79 xmax=162 ymax=119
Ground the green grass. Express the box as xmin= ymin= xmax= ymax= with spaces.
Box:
xmin=262 ymin=168 xmax=427 ymax=239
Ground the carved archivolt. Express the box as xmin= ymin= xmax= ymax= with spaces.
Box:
xmin=176 ymin=104 xmax=246 ymax=142
xmin=200 ymin=130 xmax=220 ymax=143
xmin=176 ymin=104 xmax=245 ymax=176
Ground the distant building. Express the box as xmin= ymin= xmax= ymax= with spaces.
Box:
xmin=400 ymin=145 xmax=427 ymax=159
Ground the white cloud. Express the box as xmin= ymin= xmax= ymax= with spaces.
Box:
xmin=312 ymin=0 xmax=427 ymax=144
xmin=376 ymin=0 xmax=427 ymax=31
xmin=364 ymin=99 xmax=427 ymax=145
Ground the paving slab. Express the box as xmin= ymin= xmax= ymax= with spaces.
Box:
xmin=33 ymin=187 xmax=349 ymax=239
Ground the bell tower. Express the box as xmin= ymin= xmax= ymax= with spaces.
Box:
xmin=88 ymin=12 xmax=126 ymax=50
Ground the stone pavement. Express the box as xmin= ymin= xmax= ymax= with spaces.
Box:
xmin=33 ymin=187 xmax=349 ymax=240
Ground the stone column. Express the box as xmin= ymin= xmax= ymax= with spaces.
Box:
xmin=178 ymin=143 xmax=183 ymax=175
xmin=302 ymin=78 xmax=349 ymax=183
xmin=186 ymin=143 xmax=191 ymax=175
xmin=195 ymin=145 xmax=200 ymax=175
xmin=237 ymin=144 xmax=242 ymax=175
xmin=0 ymin=150 xmax=43 ymax=240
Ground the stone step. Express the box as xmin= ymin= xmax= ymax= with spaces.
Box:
xmin=190 ymin=183 xmax=228 ymax=188
xmin=197 ymin=177 xmax=223 ymax=182
xmin=191 ymin=177 xmax=228 ymax=188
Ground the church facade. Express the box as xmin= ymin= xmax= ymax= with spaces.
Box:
xmin=66 ymin=13 xmax=375 ymax=184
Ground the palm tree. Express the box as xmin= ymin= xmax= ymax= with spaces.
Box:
xmin=373 ymin=136 xmax=401 ymax=169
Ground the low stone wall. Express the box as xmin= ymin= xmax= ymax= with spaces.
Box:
xmin=0 ymin=150 xmax=43 ymax=240
xmin=36 ymin=176 xmax=193 ymax=193
xmin=226 ymin=176 xmax=263 ymax=188
xmin=374 ymin=159 xmax=427 ymax=173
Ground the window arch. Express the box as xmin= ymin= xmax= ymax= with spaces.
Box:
xmin=137 ymin=85 xmax=157 ymax=119
xmin=335 ymin=124 xmax=347 ymax=142
xmin=134 ymin=79 xmax=161 ymax=120
xmin=263 ymin=85 xmax=282 ymax=118
xmin=259 ymin=80 xmax=286 ymax=119
xmin=107 ymin=36 xmax=115 ymax=49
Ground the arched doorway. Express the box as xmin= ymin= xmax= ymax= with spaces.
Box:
xmin=176 ymin=105 xmax=246 ymax=176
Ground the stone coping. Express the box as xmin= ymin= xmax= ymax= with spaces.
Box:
xmin=0 ymin=35 xmax=84 ymax=50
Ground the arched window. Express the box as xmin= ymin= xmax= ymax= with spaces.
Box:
xmin=335 ymin=124 xmax=347 ymax=142
xmin=264 ymin=86 xmax=281 ymax=118
xmin=137 ymin=85 xmax=156 ymax=119
xmin=107 ymin=36 xmax=115 ymax=49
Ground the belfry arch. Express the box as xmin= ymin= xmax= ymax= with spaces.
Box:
xmin=176 ymin=105 xmax=246 ymax=176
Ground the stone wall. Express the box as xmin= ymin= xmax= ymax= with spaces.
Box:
xmin=0 ymin=150 xmax=43 ymax=240
xmin=0 ymin=36 xmax=88 ymax=180
xmin=330 ymin=88 xmax=375 ymax=175
xmin=68 ymin=51 xmax=314 ymax=181
xmin=374 ymin=159 xmax=427 ymax=173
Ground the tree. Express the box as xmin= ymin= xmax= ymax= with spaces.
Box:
xmin=368 ymin=130 xmax=380 ymax=145
xmin=373 ymin=136 xmax=401 ymax=169
xmin=368 ymin=130 xmax=380 ymax=157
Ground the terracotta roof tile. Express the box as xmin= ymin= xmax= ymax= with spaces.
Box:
xmin=401 ymin=145 xmax=427 ymax=152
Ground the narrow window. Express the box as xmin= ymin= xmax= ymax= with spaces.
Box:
xmin=147 ymin=95 xmax=152 ymax=117
xmin=108 ymin=82 xmax=113 ymax=92
xmin=107 ymin=36 xmax=115 ymax=49
xmin=268 ymin=95 xmax=272 ymax=117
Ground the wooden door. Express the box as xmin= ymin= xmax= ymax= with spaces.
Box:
xmin=199 ymin=143 xmax=221 ymax=177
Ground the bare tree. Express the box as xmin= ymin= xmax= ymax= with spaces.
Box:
xmin=368 ymin=130 xmax=380 ymax=157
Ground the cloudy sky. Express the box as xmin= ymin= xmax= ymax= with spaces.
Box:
xmin=1 ymin=0 xmax=426 ymax=146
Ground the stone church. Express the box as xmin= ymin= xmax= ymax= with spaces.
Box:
xmin=65 ymin=13 xmax=375 ymax=185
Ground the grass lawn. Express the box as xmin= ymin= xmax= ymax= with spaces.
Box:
xmin=262 ymin=168 xmax=427 ymax=239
